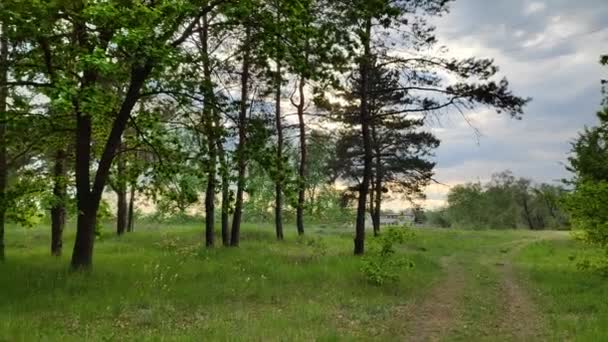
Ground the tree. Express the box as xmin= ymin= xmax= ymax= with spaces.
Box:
xmin=0 ymin=22 xmax=7 ymax=261
xmin=444 ymin=171 xmax=569 ymax=230
xmin=330 ymin=0 xmax=528 ymax=254
xmin=2 ymin=0 xmax=228 ymax=269
xmin=564 ymin=54 xmax=608 ymax=263
xmin=332 ymin=60 xmax=440 ymax=235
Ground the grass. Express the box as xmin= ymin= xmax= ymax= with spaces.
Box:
xmin=0 ymin=222 xmax=440 ymax=341
xmin=1 ymin=223 xmax=607 ymax=341
xmin=516 ymin=235 xmax=608 ymax=341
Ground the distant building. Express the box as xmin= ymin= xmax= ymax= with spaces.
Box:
xmin=380 ymin=210 xmax=416 ymax=226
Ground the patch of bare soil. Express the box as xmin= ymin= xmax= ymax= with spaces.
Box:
xmin=397 ymin=257 xmax=467 ymax=342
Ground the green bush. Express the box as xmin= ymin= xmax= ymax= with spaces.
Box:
xmin=564 ymin=181 xmax=608 ymax=274
xmin=361 ymin=228 xmax=415 ymax=285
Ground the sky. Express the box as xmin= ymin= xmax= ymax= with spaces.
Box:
xmin=417 ymin=0 xmax=608 ymax=209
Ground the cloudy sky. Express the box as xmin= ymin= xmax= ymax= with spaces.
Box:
xmin=419 ymin=0 xmax=608 ymax=208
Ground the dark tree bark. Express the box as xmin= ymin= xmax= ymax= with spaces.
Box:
xmin=72 ymin=107 xmax=97 ymax=269
xmin=371 ymin=123 xmax=382 ymax=236
xmin=127 ymin=183 xmax=135 ymax=232
xmin=115 ymin=146 xmax=127 ymax=236
xmin=71 ymin=62 xmax=153 ymax=270
xmin=231 ymin=27 xmax=251 ymax=247
xmin=369 ymin=173 xmax=379 ymax=236
xmin=274 ymin=60 xmax=284 ymax=241
xmin=354 ymin=18 xmax=373 ymax=255
xmin=0 ymin=23 xmax=8 ymax=261
xmin=295 ymin=77 xmax=307 ymax=236
xmin=51 ymin=149 xmax=67 ymax=256
xmin=521 ymin=195 xmax=535 ymax=230
xmin=201 ymin=14 xmax=216 ymax=248
xmin=218 ymin=140 xmax=230 ymax=246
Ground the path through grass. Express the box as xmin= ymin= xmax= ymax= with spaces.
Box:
xmin=0 ymin=224 xmax=605 ymax=341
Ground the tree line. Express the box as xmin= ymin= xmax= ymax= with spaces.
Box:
xmin=425 ymin=171 xmax=569 ymax=230
xmin=0 ymin=0 xmax=527 ymax=269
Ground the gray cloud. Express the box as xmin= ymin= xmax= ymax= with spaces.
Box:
xmin=422 ymin=0 xmax=608 ymax=207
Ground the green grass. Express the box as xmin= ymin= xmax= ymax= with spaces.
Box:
xmin=0 ymin=223 xmax=441 ymax=341
xmin=1 ymin=224 xmax=607 ymax=341
xmin=516 ymin=235 xmax=608 ymax=341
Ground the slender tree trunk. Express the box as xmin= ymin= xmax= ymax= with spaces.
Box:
xmin=204 ymin=151 xmax=216 ymax=247
xmin=51 ymin=149 xmax=67 ymax=256
xmin=274 ymin=59 xmax=284 ymax=241
xmin=371 ymin=124 xmax=381 ymax=236
xmin=369 ymin=175 xmax=379 ymax=236
xmin=522 ymin=196 xmax=535 ymax=230
xmin=0 ymin=23 xmax=8 ymax=261
xmin=218 ymin=140 xmax=230 ymax=246
xmin=296 ymin=77 xmax=307 ymax=236
xmin=116 ymin=190 xmax=127 ymax=235
xmin=115 ymin=146 xmax=127 ymax=236
xmin=373 ymin=175 xmax=382 ymax=235
xmin=127 ymin=183 xmax=135 ymax=232
xmin=231 ymin=28 xmax=251 ymax=247
xmin=354 ymin=18 xmax=373 ymax=255
xmin=201 ymin=14 xmax=216 ymax=248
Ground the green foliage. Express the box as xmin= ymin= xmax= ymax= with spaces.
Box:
xmin=564 ymin=181 xmax=608 ymax=252
xmin=2 ymin=170 xmax=47 ymax=227
xmin=361 ymin=227 xmax=415 ymax=285
xmin=563 ymin=55 xmax=608 ymax=275
xmin=442 ymin=171 xmax=569 ymax=230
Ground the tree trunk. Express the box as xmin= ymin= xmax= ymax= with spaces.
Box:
xmin=71 ymin=203 xmax=97 ymax=269
xmin=218 ymin=140 xmax=230 ymax=246
xmin=296 ymin=77 xmax=306 ymax=236
xmin=201 ymin=14 xmax=216 ymax=248
xmin=0 ymin=23 xmax=8 ymax=261
xmin=127 ymin=183 xmax=135 ymax=232
xmin=373 ymin=176 xmax=382 ymax=235
xmin=51 ymin=149 xmax=67 ymax=256
xmin=371 ymin=124 xmax=382 ymax=236
xmin=369 ymin=175 xmax=379 ymax=236
xmin=71 ymin=64 xmax=152 ymax=270
xmin=204 ymin=158 xmax=216 ymax=247
xmin=116 ymin=189 xmax=127 ymax=236
xmin=522 ymin=196 xmax=535 ymax=230
xmin=231 ymin=27 xmax=251 ymax=247
xmin=354 ymin=18 xmax=373 ymax=255
xmin=274 ymin=58 xmax=284 ymax=241
xmin=71 ymin=107 xmax=97 ymax=269
xmin=115 ymin=147 xmax=127 ymax=236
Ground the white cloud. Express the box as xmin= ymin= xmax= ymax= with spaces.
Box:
xmin=524 ymin=2 xmax=547 ymax=15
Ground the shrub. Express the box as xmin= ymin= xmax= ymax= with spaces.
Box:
xmin=361 ymin=228 xmax=415 ymax=285
xmin=564 ymin=181 xmax=608 ymax=274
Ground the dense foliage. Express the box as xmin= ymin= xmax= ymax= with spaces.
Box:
xmin=0 ymin=0 xmax=527 ymax=268
xmin=563 ymin=55 xmax=608 ymax=272
xmin=428 ymin=171 xmax=569 ymax=230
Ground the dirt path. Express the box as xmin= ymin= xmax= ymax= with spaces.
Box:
xmin=494 ymin=241 xmax=547 ymax=341
xmin=399 ymin=238 xmax=547 ymax=341
xmin=400 ymin=257 xmax=467 ymax=342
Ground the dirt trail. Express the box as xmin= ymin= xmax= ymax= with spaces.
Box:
xmin=400 ymin=257 xmax=467 ymax=342
xmin=494 ymin=241 xmax=547 ymax=341
xmin=399 ymin=238 xmax=547 ymax=341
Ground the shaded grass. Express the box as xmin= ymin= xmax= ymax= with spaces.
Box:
xmin=0 ymin=223 xmax=441 ymax=341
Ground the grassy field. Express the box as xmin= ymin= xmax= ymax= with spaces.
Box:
xmin=0 ymin=222 xmax=606 ymax=341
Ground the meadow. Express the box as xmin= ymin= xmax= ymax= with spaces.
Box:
xmin=0 ymin=222 xmax=606 ymax=341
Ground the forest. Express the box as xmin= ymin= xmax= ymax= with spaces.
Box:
xmin=1 ymin=0 xmax=608 ymax=340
